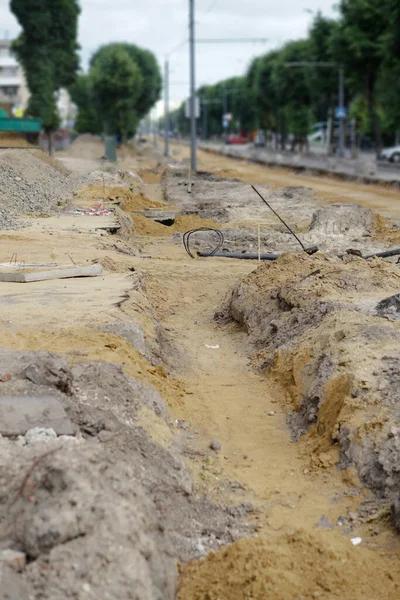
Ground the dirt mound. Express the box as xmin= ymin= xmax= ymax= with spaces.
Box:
xmin=62 ymin=134 xmax=104 ymax=159
xmin=0 ymin=149 xmax=81 ymax=228
xmin=138 ymin=167 xmax=163 ymax=184
xmin=0 ymin=440 xmax=176 ymax=600
xmin=172 ymin=215 xmax=219 ymax=232
xmin=0 ymin=132 xmax=32 ymax=147
xmin=132 ymin=213 xmax=172 ymax=235
xmin=0 ymin=350 xmax=253 ymax=587
xmin=230 ymin=252 xmax=400 ymax=352
xmin=76 ymin=184 xmax=165 ymax=211
xmin=31 ymin=149 xmax=71 ymax=175
xmin=179 ymin=529 xmax=400 ymax=600
xmin=131 ymin=213 xmax=220 ymax=237
xmin=229 ymin=253 xmax=400 ymax=503
xmin=308 ymin=203 xmax=375 ymax=236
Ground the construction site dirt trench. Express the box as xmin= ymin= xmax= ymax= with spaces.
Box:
xmin=1 ymin=135 xmax=400 ymax=599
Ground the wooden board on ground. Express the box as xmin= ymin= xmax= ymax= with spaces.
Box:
xmin=0 ymin=264 xmax=103 ymax=283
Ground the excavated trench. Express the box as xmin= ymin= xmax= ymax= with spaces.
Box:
xmin=1 ymin=138 xmax=400 ymax=599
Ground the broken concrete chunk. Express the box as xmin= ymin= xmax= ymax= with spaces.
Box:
xmin=209 ymin=440 xmax=221 ymax=452
xmin=0 ymin=396 xmax=74 ymax=437
xmin=0 ymin=550 xmax=26 ymax=572
xmin=25 ymin=427 xmax=57 ymax=444
xmin=0 ymin=563 xmax=30 ymax=600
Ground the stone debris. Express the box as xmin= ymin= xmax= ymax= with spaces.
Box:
xmin=0 ymin=149 xmax=83 ymax=229
xmin=209 ymin=440 xmax=221 ymax=452
xmin=0 ymin=396 xmax=74 ymax=437
xmin=0 ymin=550 xmax=26 ymax=572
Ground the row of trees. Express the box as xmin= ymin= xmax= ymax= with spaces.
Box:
xmin=10 ymin=1 xmax=161 ymax=144
xmin=168 ymin=0 xmax=400 ymax=152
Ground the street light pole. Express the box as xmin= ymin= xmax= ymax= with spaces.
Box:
xmin=164 ymin=57 xmax=169 ymax=157
xmin=189 ymin=0 xmax=196 ymax=171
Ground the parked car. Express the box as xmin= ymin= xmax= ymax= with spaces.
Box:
xmin=380 ymin=145 xmax=400 ymax=163
xmin=226 ymin=134 xmax=247 ymax=145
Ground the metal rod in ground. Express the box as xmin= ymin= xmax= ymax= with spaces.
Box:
xmin=164 ymin=58 xmax=169 ymax=157
xmin=251 ymin=185 xmax=307 ymax=251
xmin=189 ymin=0 xmax=197 ymax=171
xmin=258 ymin=224 xmax=261 ymax=263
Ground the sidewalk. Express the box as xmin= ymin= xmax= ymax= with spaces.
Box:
xmin=199 ymin=142 xmax=400 ymax=186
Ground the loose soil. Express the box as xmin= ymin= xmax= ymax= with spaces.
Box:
xmin=1 ymin=137 xmax=400 ymax=598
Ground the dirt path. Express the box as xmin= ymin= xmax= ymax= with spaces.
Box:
xmin=170 ymin=143 xmax=400 ymax=220
xmin=127 ymin=243 xmax=396 ymax=548
xmin=3 ymin=139 xmax=398 ymax=598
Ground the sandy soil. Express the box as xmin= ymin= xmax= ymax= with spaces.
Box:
xmin=170 ymin=142 xmax=400 ymax=220
xmin=1 ymin=138 xmax=400 ymax=598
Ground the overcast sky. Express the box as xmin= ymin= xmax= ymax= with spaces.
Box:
xmin=0 ymin=0 xmax=336 ymax=111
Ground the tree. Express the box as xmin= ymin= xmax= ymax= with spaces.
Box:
xmin=272 ymin=40 xmax=314 ymax=150
xmin=69 ymin=74 xmax=101 ymax=134
xmin=90 ymin=43 xmax=161 ymax=125
xmin=90 ymin=46 xmax=143 ymax=141
xmin=11 ymin=0 xmax=80 ymax=147
xmin=331 ymin=0 xmax=391 ymax=153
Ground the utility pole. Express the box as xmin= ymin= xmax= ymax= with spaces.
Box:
xmin=338 ymin=67 xmax=345 ymax=158
xmin=189 ymin=0 xmax=196 ymax=171
xmin=164 ymin=58 xmax=169 ymax=156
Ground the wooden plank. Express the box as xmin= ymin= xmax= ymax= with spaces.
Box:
xmin=0 ymin=264 xmax=103 ymax=283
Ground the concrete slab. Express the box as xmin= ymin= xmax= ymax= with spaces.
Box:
xmin=0 ymin=396 xmax=74 ymax=436
xmin=0 ymin=264 xmax=102 ymax=283
xmin=131 ymin=210 xmax=177 ymax=222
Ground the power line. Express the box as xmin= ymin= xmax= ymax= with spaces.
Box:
xmin=202 ymin=0 xmax=219 ymax=15
xmin=167 ymin=38 xmax=188 ymax=58
xmin=197 ymin=38 xmax=268 ymax=43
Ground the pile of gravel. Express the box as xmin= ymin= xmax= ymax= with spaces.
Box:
xmin=0 ymin=150 xmax=82 ymax=229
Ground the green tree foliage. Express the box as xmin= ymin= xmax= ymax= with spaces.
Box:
xmin=90 ymin=43 xmax=161 ymax=123
xmin=91 ymin=46 xmax=143 ymax=140
xmin=10 ymin=0 xmax=80 ymax=133
xmin=330 ymin=0 xmax=390 ymax=150
xmin=170 ymin=2 xmax=400 ymax=151
xmin=74 ymin=43 xmax=161 ymax=138
xmin=69 ymin=74 xmax=100 ymax=134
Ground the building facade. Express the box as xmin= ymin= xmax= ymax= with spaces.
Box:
xmin=0 ymin=39 xmax=29 ymax=116
xmin=0 ymin=39 xmax=76 ymax=129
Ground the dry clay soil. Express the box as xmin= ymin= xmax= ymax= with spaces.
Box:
xmin=1 ymin=138 xmax=400 ymax=599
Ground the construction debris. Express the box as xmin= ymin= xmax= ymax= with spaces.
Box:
xmin=0 ymin=396 xmax=74 ymax=436
xmin=0 ymin=264 xmax=103 ymax=282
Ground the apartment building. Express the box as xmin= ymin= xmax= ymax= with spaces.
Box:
xmin=0 ymin=39 xmax=29 ymax=116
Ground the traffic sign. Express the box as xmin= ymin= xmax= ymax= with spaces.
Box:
xmin=222 ymin=113 xmax=232 ymax=128
xmin=335 ymin=107 xmax=347 ymax=120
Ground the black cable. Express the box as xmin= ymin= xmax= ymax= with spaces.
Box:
xmin=183 ymin=227 xmax=224 ymax=258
